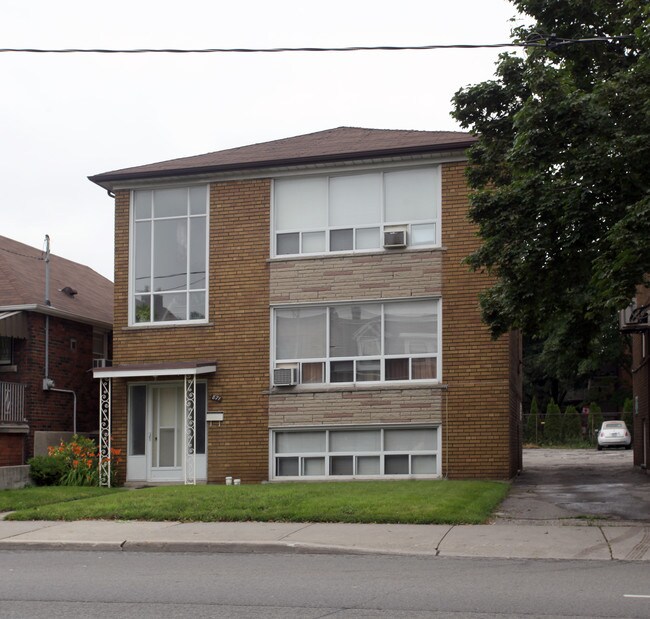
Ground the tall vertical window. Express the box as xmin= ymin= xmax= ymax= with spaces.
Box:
xmin=273 ymin=167 xmax=439 ymax=256
xmin=132 ymin=186 xmax=208 ymax=324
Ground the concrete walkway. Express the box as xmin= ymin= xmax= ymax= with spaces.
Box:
xmin=1 ymin=450 xmax=648 ymax=561
xmin=0 ymin=518 xmax=648 ymax=561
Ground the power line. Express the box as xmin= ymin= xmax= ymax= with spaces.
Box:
xmin=0 ymin=43 xmax=521 ymax=54
xmin=0 ymin=36 xmax=634 ymax=55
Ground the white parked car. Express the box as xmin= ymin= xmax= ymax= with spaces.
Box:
xmin=597 ymin=420 xmax=632 ymax=450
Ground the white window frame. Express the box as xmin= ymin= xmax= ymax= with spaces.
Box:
xmin=269 ymin=425 xmax=441 ymax=480
xmin=271 ymin=165 xmax=441 ymax=258
xmin=129 ymin=185 xmax=209 ymax=326
xmin=272 ymin=298 xmax=441 ymax=385
xmin=92 ymin=329 xmax=108 ymax=360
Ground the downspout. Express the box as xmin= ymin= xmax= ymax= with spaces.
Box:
xmin=44 ymin=235 xmax=51 ymax=387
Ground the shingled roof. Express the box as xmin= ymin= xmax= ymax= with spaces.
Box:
xmin=89 ymin=126 xmax=475 ymax=190
xmin=0 ymin=235 xmax=113 ymax=327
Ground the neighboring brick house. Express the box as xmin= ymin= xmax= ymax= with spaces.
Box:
xmin=620 ymin=291 xmax=650 ymax=473
xmin=90 ymin=127 xmax=522 ymax=485
xmin=0 ymin=235 xmax=113 ymax=472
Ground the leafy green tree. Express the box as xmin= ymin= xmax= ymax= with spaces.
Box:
xmin=525 ymin=395 xmax=540 ymax=443
xmin=543 ymin=400 xmax=563 ymax=443
xmin=451 ymin=1 xmax=649 ymax=377
xmin=563 ymin=405 xmax=582 ymax=441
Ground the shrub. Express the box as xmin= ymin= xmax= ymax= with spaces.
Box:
xmin=588 ymin=402 xmax=604 ymax=438
xmin=563 ymin=405 xmax=582 ymax=441
xmin=543 ymin=400 xmax=563 ymax=443
xmin=29 ymin=455 xmax=66 ymax=486
xmin=33 ymin=435 xmax=123 ymax=487
xmin=525 ymin=396 xmax=540 ymax=443
xmin=49 ymin=435 xmax=101 ymax=486
xmin=622 ymin=398 xmax=634 ymax=437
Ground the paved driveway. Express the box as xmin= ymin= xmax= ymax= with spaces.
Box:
xmin=495 ymin=448 xmax=650 ymax=524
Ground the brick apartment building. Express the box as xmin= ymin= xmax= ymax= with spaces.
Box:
xmin=0 ymin=235 xmax=112 ymax=478
xmin=90 ymin=127 xmax=522 ymax=485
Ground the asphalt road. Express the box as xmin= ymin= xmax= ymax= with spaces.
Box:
xmin=496 ymin=448 xmax=650 ymax=523
xmin=1 ymin=550 xmax=650 ymax=618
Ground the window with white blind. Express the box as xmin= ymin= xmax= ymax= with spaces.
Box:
xmin=272 ymin=426 xmax=440 ymax=479
xmin=273 ymin=167 xmax=439 ymax=256
xmin=274 ymin=299 xmax=439 ymax=384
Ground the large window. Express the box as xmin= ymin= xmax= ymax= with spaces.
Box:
xmin=273 ymin=167 xmax=439 ymax=256
xmin=274 ymin=299 xmax=439 ymax=384
xmin=272 ymin=426 xmax=439 ymax=479
xmin=131 ymin=186 xmax=208 ymax=324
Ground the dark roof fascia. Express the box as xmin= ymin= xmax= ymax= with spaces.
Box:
xmin=88 ymin=140 xmax=476 ymax=190
xmin=0 ymin=303 xmax=112 ymax=331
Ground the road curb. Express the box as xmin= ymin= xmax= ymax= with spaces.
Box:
xmin=0 ymin=540 xmax=124 ymax=552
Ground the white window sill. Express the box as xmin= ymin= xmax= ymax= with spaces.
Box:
xmin=269 ymin=381 xmax=445 ymax=395
xmin=124 ymin=321 xmax=212 ymax=330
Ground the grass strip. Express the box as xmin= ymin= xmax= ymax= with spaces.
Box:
xmin=0 ymin=486 xmax=123 ymax=512
xmin=5 ymin=480 xmax=508 ymax=525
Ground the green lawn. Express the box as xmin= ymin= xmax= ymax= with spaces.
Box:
xmin=0 ymin=486 xmax=123 ymax=512
xmin=3 ymin=480 xmax=508 ymax=525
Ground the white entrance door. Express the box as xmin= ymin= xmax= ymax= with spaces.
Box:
xmin=149 ymin=385 xmax=184 ymax=482
xmin=126 ymin=381 xmax=207 ymax=483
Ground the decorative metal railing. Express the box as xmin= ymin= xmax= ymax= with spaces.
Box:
xmin=184 ymin=375 xmax=196 ymax=485
xmin=0 ymin=381 xmax=26 ymax=423
xmin=98 ymin=378 xmax=111 ymax=487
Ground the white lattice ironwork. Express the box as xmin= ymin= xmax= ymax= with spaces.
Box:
xmin=184 ymin=375 xmax=196 ymax=485
xmin=99 ymin=377 xmax=112 ymax=487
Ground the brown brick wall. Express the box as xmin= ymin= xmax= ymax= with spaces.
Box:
xmin=111 ymin=181 xmax=270 ymax=483
xmin=630 ymin=288 xmax=650 ymax=470
xmin=509 ymin=330 xmax=523 ymax=474
xmin=441 ymin=161 xmax=517 ymax=479
xmin=0 ymin=434 xmax=24 ymax=466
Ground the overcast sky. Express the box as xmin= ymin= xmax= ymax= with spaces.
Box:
xmin=1 ymin=0 xmax=523 ymax=281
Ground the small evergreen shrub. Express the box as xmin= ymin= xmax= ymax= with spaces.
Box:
xmin=563 ymin=405 xmax=582 ymax=441
xmin=543 ymin=400 xmax=563 ymax=443
xmin=28 ymin=455 xmax=66 ymax=486
xmin=622 ymin=398 xmax=634 ymax=437
xmin=525 ymin=396 xmax=540 ymax=443
xmin=588 ymin=402 xmax=604 ymax=438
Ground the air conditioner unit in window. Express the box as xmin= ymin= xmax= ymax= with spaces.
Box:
xmin=93 ymin=358 xmax=112 ymax=368
xmin=273 ymin=367 xmax=298 ymax=387
xmin=383 ymin=228 xmax=407 ymax=249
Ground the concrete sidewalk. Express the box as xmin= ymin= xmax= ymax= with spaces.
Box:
xmin=0 ymin=518 xmax=648 ymax=561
